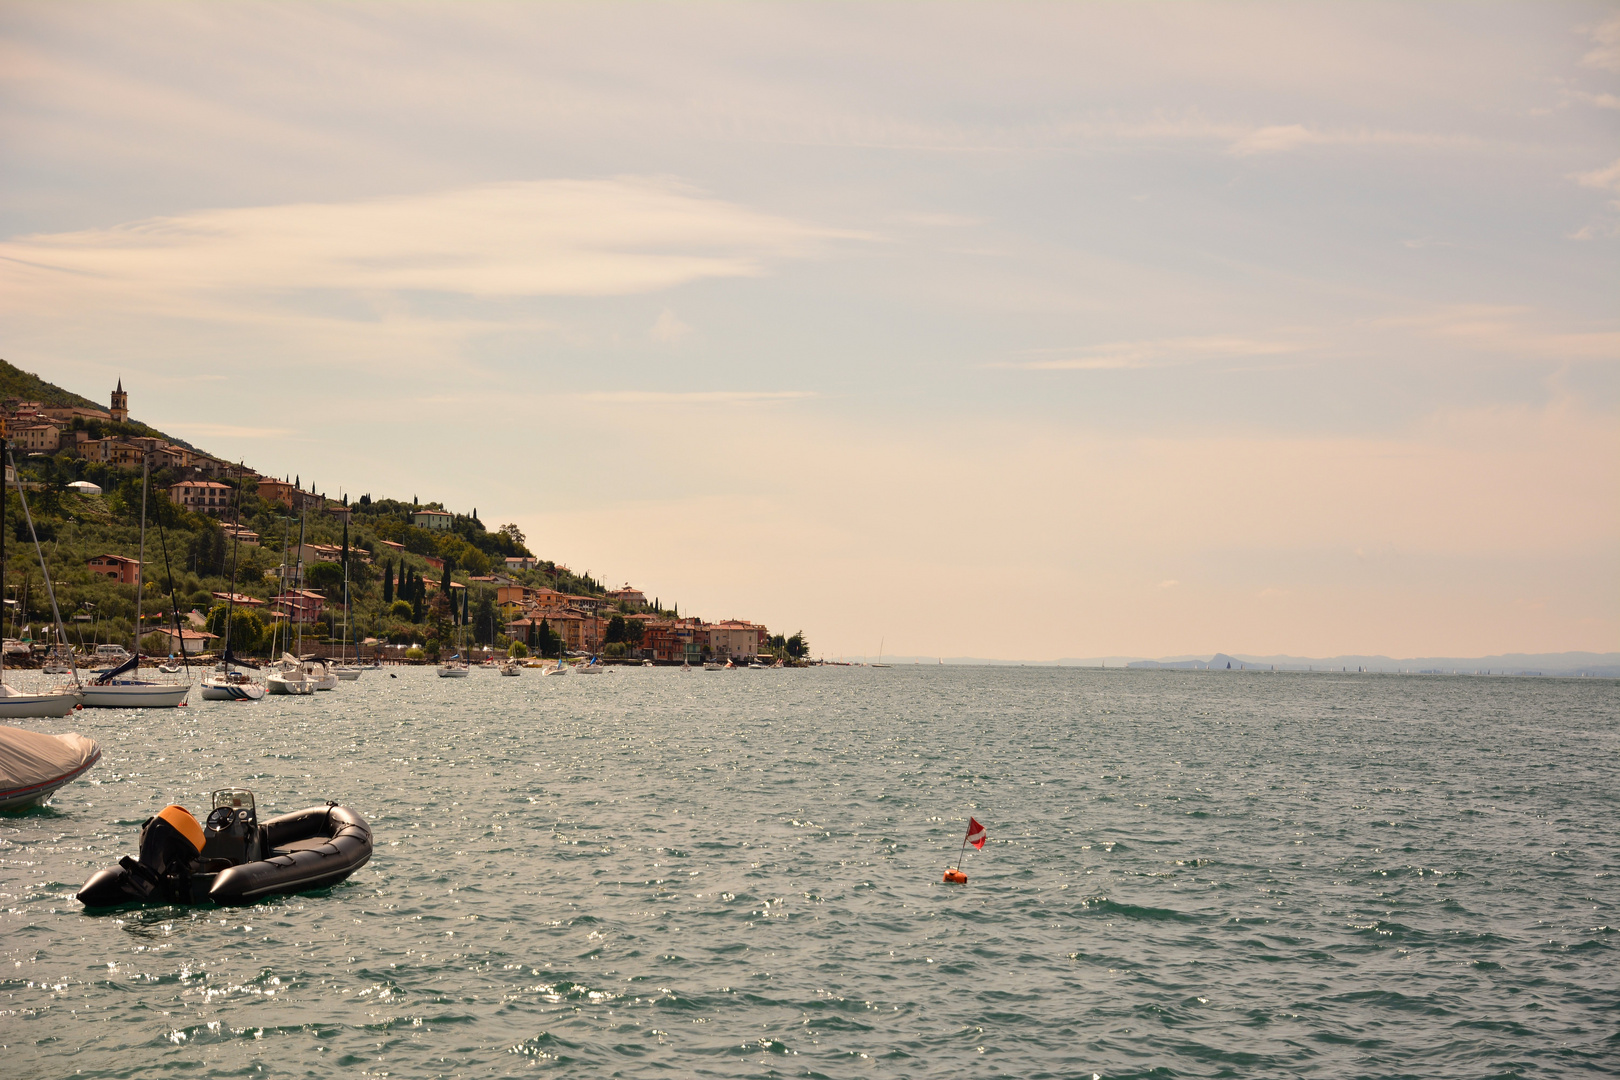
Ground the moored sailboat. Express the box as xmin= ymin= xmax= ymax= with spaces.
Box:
xmin=201 ymin=475 xmax=265 ymax=701
xmin=78 ymin=453 xmax=187 ymax=708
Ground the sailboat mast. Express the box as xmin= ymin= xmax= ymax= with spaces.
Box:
xmin=293 ymin=498 xmax=307 ymax=657
xmin=1 ymin=433 xmax=7 ymax=683
xmin=220 ymin=466 xmax=245 ymax=670
xmin=135 ymin=453 xmax=149 ymax=660
xmin=7 ymin=444 xmax=80 ymax=688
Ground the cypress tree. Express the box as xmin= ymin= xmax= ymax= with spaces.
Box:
xmin=382 ymin=561 xmax=393 ymax=604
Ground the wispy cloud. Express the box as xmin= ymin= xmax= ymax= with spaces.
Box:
xmin=161 ymin=422 xmax=298 ymax=439
xmin=1572 ymin=157 xmax=1620 ymax=192
xmin=1568 ymin=89 xmax=1620 ymax=111
xmin=1226 ymin=123 xmax=1479 ymax=156
xmin=570 ymin=390 xmax=816 ymax=405
xmin=0 ymin=179 xmax=866 ymax=315
xmin=649 ymin=308 xmax=693 ymax=342
xmin=1583 ymin=15 xmax=1620 ymax=73
xmin=1002 ymin=336 xmax=1305 ymax=371
xmin=1378 ymin=306 xmax=1620 ymax=362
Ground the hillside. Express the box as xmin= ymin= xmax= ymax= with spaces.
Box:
xmin=0 ymin=358 xmax=106 ymax=412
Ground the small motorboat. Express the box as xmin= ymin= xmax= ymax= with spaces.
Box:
xmin=332 ymin=666 xmax=364 ymax=681
xmin=77 ymin=788 xmax=372 ymax=907
xmin=499 ymin=659 xmax=522 ymax=676
xmin=0 ymin=724 xmax=101 ymax=809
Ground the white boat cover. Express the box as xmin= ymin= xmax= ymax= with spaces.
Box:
xmin=0 ymin=725 xmax=101 ymax=800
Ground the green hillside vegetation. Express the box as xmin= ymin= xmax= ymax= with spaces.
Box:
xmin=4 ymin=449 xmax=620 ymax=662
xmin=0 ymin=358 xmax=104 ymax=411
xmin=2 ymin=361 xmax=666 ymax=662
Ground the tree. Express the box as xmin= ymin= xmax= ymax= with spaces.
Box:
xmin=786 ymin=631 xmax=809 ymax=660
xmin=387 ymin=599 xmax=414 ymax=621
xmin=304 ymin=561 xmax=345 ymax=596
xmin=382 ymin=561 xmax=394 ymax=605
xmin=472 ymin=589 xmax=499 ymax=645
xmin=623 ymin=618 xmax=644 ymax=646
xmin=605 ymin=614 xmax=626 ymax=644
xmin=499 ymin=522 xmax=525 ymax=546
xmin=205 ymin=604 xmax=266 ymax=654
xmin=536 ymin=618 xmax=561 ymax=658
xmin=507 ymin=640 xmax=528 ymax=658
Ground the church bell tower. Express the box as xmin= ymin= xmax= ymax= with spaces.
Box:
xmin=110 ymin=379 xmax=128 ymax=423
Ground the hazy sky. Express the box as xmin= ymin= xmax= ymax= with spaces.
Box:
xmin=3 ymin=3 xmax=1616 ymax=660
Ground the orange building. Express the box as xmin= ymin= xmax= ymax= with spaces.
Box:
xmin=87 ymin=553 xmax=142 ymax=584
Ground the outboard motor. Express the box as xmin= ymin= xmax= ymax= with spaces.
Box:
xmin=76 ymin=805 xmax=205 ymax=906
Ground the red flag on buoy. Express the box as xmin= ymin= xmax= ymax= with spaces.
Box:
xmin=966 ymin=817 xmax=987 ymax=849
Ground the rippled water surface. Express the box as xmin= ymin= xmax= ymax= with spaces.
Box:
xmin=2 ymin=666 xmax=1617 ymax=1078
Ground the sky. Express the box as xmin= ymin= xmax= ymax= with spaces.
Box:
xmin=2 ymin=2 xmax=1616 ymax=661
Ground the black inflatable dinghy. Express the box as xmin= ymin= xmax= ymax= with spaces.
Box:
xmin=77 ymin=788 xmax=372 ymax=907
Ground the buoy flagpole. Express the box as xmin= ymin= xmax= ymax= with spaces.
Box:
xmin=944 ymin=815 xmax=983 ymax=885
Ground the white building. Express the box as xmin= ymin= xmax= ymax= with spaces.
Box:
xmin=412 ymin=509 xmax=453 ymax=532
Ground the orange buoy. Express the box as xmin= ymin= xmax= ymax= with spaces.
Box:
xmin=943 ymin=868 xmax=968 ymax=885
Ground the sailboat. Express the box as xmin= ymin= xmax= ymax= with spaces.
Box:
xmin=266 ymin=651 xmax=315 ymax=695
xmin=268 ymin=501 xmax=336 ymax=691
xmin=201 ymin=472 xmax=265 ymax=700
xmin=0 ymin=439 xmax=82 ymax=718
xmin=79 ymin=454 xmax=189 ymax=708
xmin=264 ymin=513 xmax=305 ymax=695
xmin=872 ymin=637 xmax=890 ymax=668
xmin=436 ymin=580 xmax=471 ymax=677
xmin=332 ymin=516 xmax=363 ymax=681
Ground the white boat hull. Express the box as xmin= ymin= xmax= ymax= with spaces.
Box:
xmin=79 ymin=682 xmax=189 ymax=708
xmin=333 ymin=667 xmax=363 ymax=681
xmin=437 ymin=666 xmax=470 ymax=678
xmin=266 ymin=672 xmax=313 ymax=695
xmin=200 ymin=678 xmax=266 ymax=701
xmin=0 ymin=688 xmax=82 ymax=718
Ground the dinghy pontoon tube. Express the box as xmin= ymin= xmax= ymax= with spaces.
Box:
xmin=77 ymin=788 xmax=372 ymax=907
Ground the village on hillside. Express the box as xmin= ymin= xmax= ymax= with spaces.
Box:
xmin=2 ymin=367 xmax=809 ymax=666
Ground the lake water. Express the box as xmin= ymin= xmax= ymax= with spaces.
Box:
xmin=2 ymin=665 xmax=1617 ymax=1078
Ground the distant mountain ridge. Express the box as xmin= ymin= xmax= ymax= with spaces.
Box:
xmin=864 ymin=652 xmax=1619 ymax=677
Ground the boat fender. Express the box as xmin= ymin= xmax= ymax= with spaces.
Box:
xmin=943 ymin=869 xmax=968 ymax=885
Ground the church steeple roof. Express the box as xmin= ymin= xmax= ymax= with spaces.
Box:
xmin=116 ymin=378 xmax=123 ymax=392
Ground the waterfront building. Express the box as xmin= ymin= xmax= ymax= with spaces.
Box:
xmin=709 ymin=620 xmax=765 ymax=661
xmin=150 ymin=627 xmax=217 ymax=655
